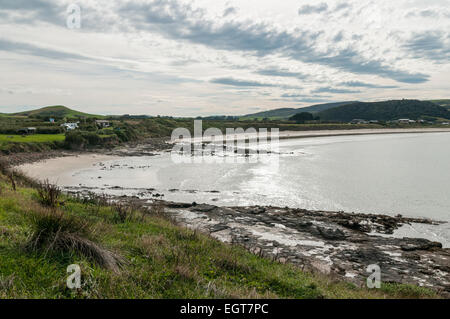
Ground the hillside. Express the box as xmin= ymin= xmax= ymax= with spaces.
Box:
xmin=13 ymin=105 xmax=102 ymax=119
xmin=318 ymin=100 xmax=450 ymax=122
xmin=429 ymin=99 xmax=450 ymax=110
xmin=243 ymin=102 xmax=358 ymax=119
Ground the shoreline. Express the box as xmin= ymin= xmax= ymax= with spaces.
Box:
xmin=7 ymin=128 xmax=450 ymax=167
xmin=178 ymin=127 xmax=450 ymax=143
xmin=277 ymin=127 xmax=450 ymax=140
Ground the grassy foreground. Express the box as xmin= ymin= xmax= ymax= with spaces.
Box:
xmin=0 ymin=167 xmax=439 ymax=299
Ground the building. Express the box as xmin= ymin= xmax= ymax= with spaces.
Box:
xmin=60 ymin=123 xmax=79 ymax=130
xmin=95 ymin=120 xmax=111 ymax=128
xmin=49 ymin=118 xmax=55 ymax=123
xmin=397 ymin=119 xmax=411 ymax=124
xmin=17 ymin=127 xmax=37 ymax=135
xmin=350 ymin=119 xmax=368 ymax=124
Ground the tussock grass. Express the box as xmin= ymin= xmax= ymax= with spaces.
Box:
xmin=27 ymin=208 xmax=124 ymax=272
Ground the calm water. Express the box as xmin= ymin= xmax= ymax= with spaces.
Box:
xmin=52 ymin=132 xmax=450 ymax=246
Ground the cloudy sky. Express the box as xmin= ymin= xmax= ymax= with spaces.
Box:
xmin=0 ymin=0 xmax=449 ymax=116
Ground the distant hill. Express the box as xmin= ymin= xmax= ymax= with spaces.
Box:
xmin=12 ymin=105 xmax=102 ymax=119
xmin=242 ymin=102 xmax=358 ymax=119
xmin=429 ymin=99 xmax=450 ymax=110
xmin=318 ymin=100 xmax=450 ymax=122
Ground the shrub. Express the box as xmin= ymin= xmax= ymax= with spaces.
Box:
xmin=113 ymin=202 xmax=133 ymax=223
xmin=35 ymin=126 xmax=64 ymax=134
xmin=65 ymin=131 xmax=86 ymax=149
xmin=37 ymin=180 xmax=61 ymax=207
xmin=82 ymin=132 xmax=101 ymax=145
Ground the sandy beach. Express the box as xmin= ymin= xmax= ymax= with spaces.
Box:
xmin=16 ymin=154 xmax=119 ymax=184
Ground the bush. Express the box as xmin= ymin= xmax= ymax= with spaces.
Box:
xmin=65 ymin=131 xmax=86 ymax=149
xmin=65 ymin=131 xmax=120 ymax=149
xmin=35 ymin=126 xmax=64 ymax=134
xmin=37 ymin=180 xmax=61 ymax=207
xmin=82 ymin=132 xmax=102 ymax=145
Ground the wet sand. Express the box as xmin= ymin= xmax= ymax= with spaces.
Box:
xmin=17 ymin=154 xmax=120 ymax=184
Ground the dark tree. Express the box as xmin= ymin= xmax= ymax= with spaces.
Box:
xmin=290 ymin=112 xmax=314 ymax=124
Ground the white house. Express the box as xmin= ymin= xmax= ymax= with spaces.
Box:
xmin=60 ymin=122 xmax=79 ymax=130
xmin=350 ymin=119 xmax=368 ymax=124
xmin=95 ymin=120 xmax=111 ymax=128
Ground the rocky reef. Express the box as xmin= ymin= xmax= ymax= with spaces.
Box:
xmin=160 ymin=202 xmax=450 ymax=296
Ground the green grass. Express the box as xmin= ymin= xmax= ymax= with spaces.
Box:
xmin=0 ymin=169 xmax=441 ymax=299
xmin=0 ymin=134 xmax=65 ymax=143
xmin=0 ymin=134 xmax=66 ymax=154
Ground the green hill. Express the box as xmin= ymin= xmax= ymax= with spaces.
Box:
xmin=429 ymin=99 xmax=450 ymax=110
xmin=318 ymin=100 xmax=450 ymax=122
xmin=13 ymin=105 xmax=102 ymax=119
xmin=243 ymin=102 xmax=358 ymax=119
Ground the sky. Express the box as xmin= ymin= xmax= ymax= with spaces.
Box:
xmin=0 ymin=0 xmax=449 ymax=116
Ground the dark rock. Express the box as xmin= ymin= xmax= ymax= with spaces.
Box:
xmin=400 ymin=238 xmax=443 ymax=251
xmin=316 ymin=227 xmax=347 ymax=240
xmin=166 ymin=202 xmax=192 ymax=209
xmin=192 ymin=204 xmax=216 ymax=212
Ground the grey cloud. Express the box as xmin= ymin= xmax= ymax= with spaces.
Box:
xmin=312 ymin=87 xmax=360 ymax=94
xmin=297 ymin=97 xmax=331 ymax=103
xmin=118 ymin=0 xmax=429 ymax=84
xmin=281 ymin=93 xmax=308 ymax=98
xmin=0 ymin=38 xmax=198 ymax=85
xmin=335 ymin=3 xmax=352 ymax=12
xmin=0 ymin=0 xmax=54 ymax=11
xmin=308 ymin=48 xmax=429 ymax=83
xmin=0 ymin=38 xmax=94 ymax=61
xmin=119 ymin=1 xmax=315 ymax=55
xmin=0 ymin=0 xmax=65 ymax=25
xmin=223 ymin=7 xmax=237 ymax=17
xmin=419 ymin=9 xmax=439 ymax=18
xmin=256 ymin=68 xmax=308 ymax=79
xmin=403 ymin=31 xmax=450 ymax=63
xmin=406 ymin=9 xmax=448 ymax=19
xmin=210 ymin=77 xmax=276 ymax=87
xmin=298 ymin=3 xmax=328 ymax=15
xmin=340 ymin=81 xmax=397 ymax=89
xmin=333 ymin=31 xmax=344 ymax=42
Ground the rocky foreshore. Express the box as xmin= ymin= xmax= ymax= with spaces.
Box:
xmin=152 ymin=201 xmax=450 ymax=296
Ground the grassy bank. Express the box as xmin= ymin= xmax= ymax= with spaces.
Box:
xmin=0 ymin=134 xmax=65 ymax=154
xmin=0 ymin=164 xmax=439 ymax=299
